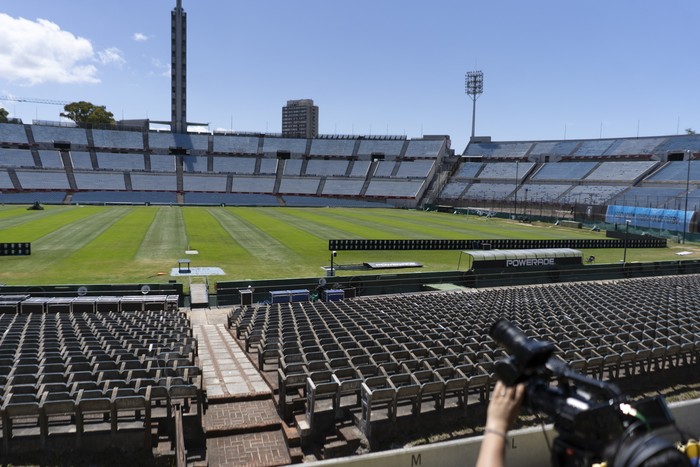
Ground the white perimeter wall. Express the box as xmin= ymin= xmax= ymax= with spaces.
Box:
xmin=313 ymin=399 xmax=700 ymax=467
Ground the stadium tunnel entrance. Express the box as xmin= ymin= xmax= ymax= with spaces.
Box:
xmin=459 ymin=248 xmax=582 ymax=271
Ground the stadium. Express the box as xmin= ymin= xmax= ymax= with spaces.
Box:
xmin=1 ymin=2 xmax=700 ymax=467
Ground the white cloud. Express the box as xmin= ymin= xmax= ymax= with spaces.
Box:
xmin=97 ymin=47 xmax=126 ymax=68
xmin=150 ymin=58 xmax=171 ymax=78
xmin=0 ymin=13 xmax=99 ymax=85
xmin=133 ymin=32 xmax=149 ymax=42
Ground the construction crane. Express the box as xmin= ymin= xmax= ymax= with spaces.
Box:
xmin=0 ymin=96 xmax=70 ymax=106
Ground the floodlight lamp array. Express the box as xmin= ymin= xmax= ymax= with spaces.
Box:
xmin=0 ymin=242 xmax=31 ymax=256
xmin=465 ymin=70 xmax=484 ymax=97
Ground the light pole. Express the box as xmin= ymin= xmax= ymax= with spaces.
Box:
xmin=465 ymin=71 xmax=483 ymax=140
xmin=513 ymin=160 xmax=519 ymax=219
xmin=683 ymin=149 xmax=691 ymax=244
xmin=329 ymin=250 xmax=337 ymax=277
xmin=623 ymin=220 xmax=631 ymax=264
xmin=524 ymin=188 xmax=529 ymax=218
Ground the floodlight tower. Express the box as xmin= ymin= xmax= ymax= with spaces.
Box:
xmin=171 ymin=0 xmax=187 ymax=133
xmin=465 ymin=71 xmax=484 ymax=139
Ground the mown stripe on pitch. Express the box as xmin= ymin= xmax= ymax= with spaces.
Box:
xmin=68 ymin=207 xmax=157 ymax=261
xmin=181 ymin=207 xmax=249 ymax=263
xmin=136 ymin=206 xmax=188 ymax=260
xmin=208 ymin=207 xmax=305 ymax=263
xmin=256 ymin=208 xmax=366 ymax=242
xmin=297 ymin=208 xmax=432 ymax=239
xmin=0 ymin=205 xmax=100 ymax=241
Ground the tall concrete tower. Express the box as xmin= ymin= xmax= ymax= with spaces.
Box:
xmin=171 ymin=0 xmax=187 ymax=133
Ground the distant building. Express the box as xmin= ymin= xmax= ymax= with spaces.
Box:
xmin=282 ymin=99 xmax=319 ymax=138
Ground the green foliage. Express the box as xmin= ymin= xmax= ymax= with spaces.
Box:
xmin=686 ymin=128 xmax=696 ymax=135
xmin=0 ymin=107 xmax=8 ymax=123
xmin=60 ymin=101 xmax=115 ymax=125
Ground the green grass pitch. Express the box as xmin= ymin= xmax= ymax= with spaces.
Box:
xmin=0 ymin=205 xmax=687 ymax=287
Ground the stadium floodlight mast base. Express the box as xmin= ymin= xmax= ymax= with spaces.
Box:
xmin=329 ymin=250 xmax=337 ymax=277
xmin=623 ymin=219 xmax=631 ymax=264
xmin=465 ymin=71 xmax=484 ymax=139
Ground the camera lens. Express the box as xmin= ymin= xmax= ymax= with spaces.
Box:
xmin=489 ymin=318 xmax=555 ymax=382
xmin=489 ymin=318 xmax=531 ymax=355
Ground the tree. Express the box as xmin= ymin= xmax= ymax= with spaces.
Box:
xmin=0 ymin=107 xmax=8 ymax=123
xmin=686 ymin=128 xmax=696 ymax=135
xmin=60 ymin=101 xmax=115 ymax=125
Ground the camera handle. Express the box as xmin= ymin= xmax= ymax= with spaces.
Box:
xmin=546 ymin=358 xmax=623 ymax=401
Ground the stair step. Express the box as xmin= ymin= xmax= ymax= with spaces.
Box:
xmin=323 ymin=437 xmax=351 ymax=459
xmin=289 ymin=446 xmax=304 ymax=463
xmin=294 ymin=414 xmax=310 ymax=438
xmin=281 ymin=421 xmax=301 ymax=448
xmin=338 ymin=425 xmax=363 ymax=445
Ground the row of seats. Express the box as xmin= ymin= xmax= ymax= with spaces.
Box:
xmin=229 ymin=274 xmax=700 ymax=438
xmin=0 ymin=307 xmax=202 ymax=455
xmin=0 ymin=294 xmax=179 ymax=314
xmin=439 ymin=157 xmax=693 ymax=209
xmin=2 ymin=379 xmax=199 ymax=453
xmin=0 ymin=123 xmax=446 ymax=158
xmin=462 ymin=135 xmax=700 ymax=159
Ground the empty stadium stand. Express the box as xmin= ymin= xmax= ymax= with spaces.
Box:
xmin=183 ymin=174 xmax=227 ymax=192
xmin=228 ymin=274 xmax=700 ymax=449
xmin=0 ymin=170 xmax=15 ymax=190
xmin=70 ymin=151 xmax=94 ymax=170
xmin=4 ymin=121 xmax=700 ymax=213
xmin=357 ymin=139 xmax=404 ymax=159
xmin=71 ymin=191 xmax=177 ymax=204
xmin=149 ymin=131 xmax=208 ymax=151
xmin=310 ymin=139 xmax=355 ymax=157
xmin=439 ymin=134 xmax=700 ymax=211
xmin=96 ymin=152 xmax=145 ymax=171
xmin=0 ymin=123 xmax=29 ymax=145
xmin=31 ymin=126 xmax=88 ymax=146
xmin=37 ymin=150 xmax=64 ymax=169
xmin=92 ymin=129 xmax=143 ymax=150
xmin=212 ymin=134 xmax=260 ymax=154
xmin=73 ymin=171 xmax=126 ymax=191
xmin=212 ymin=156 xmax=256 ymax=174
xmin=0 ymin=123 xmax=448 ymax=208
xmin=0 ymin=295 xmax=202 ymax=461
xmin=0 ymin=149 xmax=34 ymax=168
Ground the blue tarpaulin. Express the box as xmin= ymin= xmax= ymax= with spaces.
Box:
xmin=605 ymin=205 xmax=693 ymax=233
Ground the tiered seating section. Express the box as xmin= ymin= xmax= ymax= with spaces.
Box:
xmin=443 ymin=159 xmax=663 ymax=205
xmin=442 ymin=133 xmax=700 ymax=207
xmin=440 ymin=159 xmax=684 ymax=207
xmin=444 ymin=134 xmax=700 ymax=207
xmin=229 ymin=275 xmax=700 ymax=442
xmin=0 ymin=123 xmax=448 ymax=208
xmin=5 ymin=121 xmax=699 ymax=210
xmin=0 ymin=295 xmax=202 ymax=456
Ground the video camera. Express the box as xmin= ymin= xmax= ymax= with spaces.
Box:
xmin=489 ymin=318 xmax=690 ymax=467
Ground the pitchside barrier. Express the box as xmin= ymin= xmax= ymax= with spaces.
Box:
xmin=328 ymin=238 xmax=666 ymax=251
xmin=0 ymin=283 xmax=185 ymax=306
xmin=216 ymin=259 xmax=700 ymax=305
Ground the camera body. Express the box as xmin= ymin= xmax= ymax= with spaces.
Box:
xmin=489 ymin=319 xmax=684 ymax=467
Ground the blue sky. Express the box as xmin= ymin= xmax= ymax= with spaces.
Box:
xmin=0 ymin=1 xmax=698 ymax=152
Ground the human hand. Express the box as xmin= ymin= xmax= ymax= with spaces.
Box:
xmin=485 ymin=380 xmax=526 ymax=434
